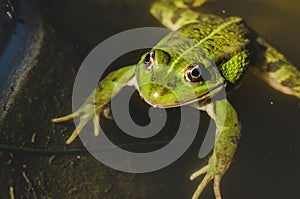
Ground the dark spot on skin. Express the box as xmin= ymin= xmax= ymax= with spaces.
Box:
xmin=281 ymin=78 xmax=296 ymax=88
xmin=171 ymin=14 xmax=180 ymax=24
xmin=161 ymin=87 xmax=169 ymax=96
xmin=228 ymin=136 xmax=239 ymax=145
xmin=183 ymin=1 xmax=194 ymax=7
xmin=167 ymin=82 xmax=174 ymax=88
xmin=206 ymin=38 xmax=214 ymax=42
xmin=150 ymin=84 xmax=169 ymax=97
xmin=155 ymin=10 xmax=163 ymax=21
xmin=112 ymin=77 xmax=117 ymax=82
xmin=98 ymin=85 xmax=103 ymax=90
xmin=174 ymin=76 xmax=180 ymax=84
xmin=266 ymin=61 xmax=282 ymax=72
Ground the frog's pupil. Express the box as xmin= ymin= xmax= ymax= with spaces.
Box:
xmin=144 ymin=53 xmax=151 ymax=64
xmin=191 ymin=68 xmax=201 ymax=77
xmin=185 ymin=64 xmax=205 ymax=83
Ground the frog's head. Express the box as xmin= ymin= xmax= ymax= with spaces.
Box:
xmin=136 ymin=47 xmax=226 ymax=108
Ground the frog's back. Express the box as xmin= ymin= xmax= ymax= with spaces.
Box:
xmin=178 ymin=16 xmax=250 ymax=57
xmin=177 ymin=15 xmax=252 ymax=84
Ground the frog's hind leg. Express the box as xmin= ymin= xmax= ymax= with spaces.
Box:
xmin=190 ymin=100 xmax=241 ymax=199
xmin=150 ymin=0 xmax=216 ymax=31
xmin=251 ymin=37 xmax=300 ymax=99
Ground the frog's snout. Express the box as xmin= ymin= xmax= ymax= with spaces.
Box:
xmin=139 ymin=83 xmax=179 ymax=108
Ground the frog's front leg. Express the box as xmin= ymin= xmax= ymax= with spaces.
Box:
xmin=150 ymin=0 xmax=217 ymax=31
xmin=52 ymin=65 xmax=136 ymax=144
xmin=190 ymin=99 xmax=240 ymax=199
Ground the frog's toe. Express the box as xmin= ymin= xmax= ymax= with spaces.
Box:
xmin=93 ymin=114 xmax=100 ymax=136
xmin=51 ymin=111 xmax=80 ymax=123
xmin=190 ymin=165 xmax=209 ymax=180
xmin=190 ymin=168 xmax=222 ymax=199
xmin=190 ymin=159 xmax=224 ymax=199
xmin=213 ymin=175 xmax=222 ymax=199
xmin=103 ymin=105 xmax=112 ymax=119
xmin=52 ymin=102 xmax=105 ymax=144
xmin=190 ymin=165 xmax=217 ymax=199
xmin=191 ymin=173 xmax=213 ymax=199
xmin=66 ymin=114 xmax=93 ymax=144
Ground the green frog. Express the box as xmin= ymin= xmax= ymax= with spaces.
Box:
xmin=52 ymin=0 xmax=300 ymax=198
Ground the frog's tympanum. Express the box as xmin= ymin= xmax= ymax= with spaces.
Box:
xmin=52 ymin=1 xmax=300 ymax=198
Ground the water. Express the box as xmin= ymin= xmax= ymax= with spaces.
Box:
xmin=0 ymin=0 xmax=299 ymax=198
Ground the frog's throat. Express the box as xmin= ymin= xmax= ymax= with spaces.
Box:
xmin=143 ymin=82 xmax=225 ymax=108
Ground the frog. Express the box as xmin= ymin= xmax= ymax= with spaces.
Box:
xmin=52 ymin=0 xmax=300 ymax=198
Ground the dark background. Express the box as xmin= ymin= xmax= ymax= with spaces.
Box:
xmin=0 ymin=0 xmax=299 ymax=198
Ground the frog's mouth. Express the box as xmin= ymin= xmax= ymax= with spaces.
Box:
xmin=181 ymin=83 xmax=225 ymax=107
xmin=140 ymin=82 xmax=225 ymax=108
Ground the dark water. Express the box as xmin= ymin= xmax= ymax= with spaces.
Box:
xmin=0 ymin=0 xmax=299 ymax=198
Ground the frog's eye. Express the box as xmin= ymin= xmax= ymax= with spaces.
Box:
xmin=185 ymin=63 xmax=205 ymax=84
xmin=144 ymin=51 xmax=155 ymax=71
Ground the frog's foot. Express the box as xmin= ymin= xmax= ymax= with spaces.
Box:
xmin=52 ymin=65 xmax=136 ymax=144
xmin=103 ymin=105 xmax=112 ymax=120
xmin=172 ymin=0 xmax=208 ymax=9
xmin=252 ymin=37 xmax=300 ymax=99
xmin=52 ymin=103 xmax=103 ymax=144
xmin=190 ymin=154 xmax=227 ymax=199
xmin=150 ymin=0 xmax=218 ymax=31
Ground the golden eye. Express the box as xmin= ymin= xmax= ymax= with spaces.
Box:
xmin=185 ymin=63 xmax=205 ymax=83
xmin=144 ymin=51 xmax=155 ymax=71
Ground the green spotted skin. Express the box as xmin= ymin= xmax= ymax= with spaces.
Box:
xmin=150 ymin=0 xmax=300 ymax=98
xmin=178 ymin=18 xmax=251 ymax=85
xmin=135 ymin=15 xmax=253 ymax=108
xmin=52 ymin=1 xmax=300 ymax=199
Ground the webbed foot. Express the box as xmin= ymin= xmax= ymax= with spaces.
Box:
xmin=51 ymin=65 xmax=136 ymax=144
xmin=52 ymin=101 xmax=103 ymax=144
xmin=190 ymin=153 xmax=228 ymax=199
